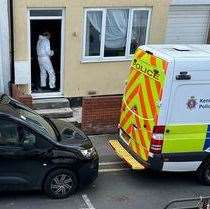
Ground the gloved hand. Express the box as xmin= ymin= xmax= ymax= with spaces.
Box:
xmin=50 ymin=50 xmax=54 ymax=56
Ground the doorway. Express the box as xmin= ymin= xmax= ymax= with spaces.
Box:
xmin=29 ymin=10 xmax=64 ymax=98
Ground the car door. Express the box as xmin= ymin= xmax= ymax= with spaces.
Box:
xmin=19 ymin=126 xmax=54 ymax=187
xmin=0 ymin=117 xmax=53 ymax=189
xmin=0 ymin=117 xmax=28 ymax=187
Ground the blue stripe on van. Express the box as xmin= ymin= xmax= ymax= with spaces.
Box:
xmin=204 ymin=125 xmax=210 ymax=150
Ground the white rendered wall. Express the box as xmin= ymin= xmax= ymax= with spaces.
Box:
xmin=0 ymin=0 xmax=10 ymax=93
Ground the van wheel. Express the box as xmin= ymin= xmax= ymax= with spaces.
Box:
xmin=44 ymin=169 xmax=78 ymax=199
xmin=197 ymin=159 xmax=210 ymax=186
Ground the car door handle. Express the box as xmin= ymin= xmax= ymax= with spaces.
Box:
xmin=176 ymin=71 xmax=191 ymax=80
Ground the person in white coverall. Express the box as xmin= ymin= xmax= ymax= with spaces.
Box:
xmin=37 ymin=32 xmax=56 ymax=89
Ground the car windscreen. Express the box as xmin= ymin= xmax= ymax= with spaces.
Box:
xmin=8 ymin=101 xmax=57 ymax=141
xmin=19 ymin=109 xmax=57 ymax=141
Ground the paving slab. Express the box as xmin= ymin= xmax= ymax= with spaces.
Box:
xmin=89 ymin=134 xmax=121 ymax=163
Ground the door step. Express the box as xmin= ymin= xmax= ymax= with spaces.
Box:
xmin=35 ymin=107 xmax=73 ymax=118
xmin=56 ymin=107 xmax=82 ymax=126
xmin=33 ymin=98 xmax=70 ymax=110
xmin=109 ymin=140 xmax=145 ymax=170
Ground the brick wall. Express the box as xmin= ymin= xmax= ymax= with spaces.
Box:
xmin=11 ymin=84 xmax=33 ymax=108
xmin=81 ymin=95 xmax=122 ymax=134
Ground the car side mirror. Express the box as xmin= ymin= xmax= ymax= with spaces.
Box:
xmin=22 ymin=137 xmax=36 ymax=150
xmin=22 ymin=142 xmax=34 ymax=150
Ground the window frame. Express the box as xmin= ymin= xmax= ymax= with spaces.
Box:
xmin=82 ymin=7 xmax=151 ymax=63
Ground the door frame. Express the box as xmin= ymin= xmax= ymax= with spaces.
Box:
xmin=27 ymin=8 xmax=65 ymax=99
xmin=0 ymin=45 xmax=4 ymax=93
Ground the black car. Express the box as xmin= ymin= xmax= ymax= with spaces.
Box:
xmin=0 ymin=94 xmax=98 ymax=199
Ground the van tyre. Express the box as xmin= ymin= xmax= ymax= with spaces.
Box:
xmin=197 ymin=159 xmax=210 ymax=186
xmin=44 ymin=169 xmax=78 ymax=199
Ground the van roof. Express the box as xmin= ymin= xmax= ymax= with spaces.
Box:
xmin=140 ymin=44 xmax=210 ymax=61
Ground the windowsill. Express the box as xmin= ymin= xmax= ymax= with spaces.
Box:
xmin=81 ymin=55 xmax=134 ymax=63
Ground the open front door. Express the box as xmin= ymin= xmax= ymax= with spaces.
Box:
xmin=29 ymin=9 xmax=64 ymax=98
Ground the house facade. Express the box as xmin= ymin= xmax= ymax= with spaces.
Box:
xmin=7 ymin=0 xmax=210 ymax=100
xmin=9 ymin=0 xmax=210 ymax=133
xmin=13 ymin=0 xmax=170 ymax=99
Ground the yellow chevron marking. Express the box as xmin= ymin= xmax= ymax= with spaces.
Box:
xmin=119 ymin=49 xmax=168 ymax=162
xmin=134 ymin=130 xmax=147 ymax=160
xmin=150 ymin=79 xmax=159 ymax=105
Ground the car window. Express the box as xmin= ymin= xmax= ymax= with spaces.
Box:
xmin=22 ymin=128 xmax=51 ymax=149
xmin=19 ymin=109 xmax=56 ymax=141
xmin=22 ymin=129 xmax=36 ymax=146
xmin=4 ymin=97 xmax=57 ymax=141
xmin=0 ymin=119 xmax=20 ymax=147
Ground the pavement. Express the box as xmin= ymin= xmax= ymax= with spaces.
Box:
xmin=90 ymin=134 xmax=121 ymax=163
xmin=90 ymin=134 xmax=129 ymax=172
xmin=0 ymin=134 xmax=210 ymax=209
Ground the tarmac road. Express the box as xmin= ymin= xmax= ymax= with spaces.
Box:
xmin=0 ymin=134 xmax=209 ymax=209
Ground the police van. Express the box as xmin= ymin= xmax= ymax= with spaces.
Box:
xmin=110 ymin=45 xmax=210 ymax=185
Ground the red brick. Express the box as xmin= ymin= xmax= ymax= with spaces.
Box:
xmin=81 ymin=95 xmax=122 ymax=134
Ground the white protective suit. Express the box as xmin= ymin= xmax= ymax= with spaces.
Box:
xmin=36 ymin=35 xmax=56 ymax=89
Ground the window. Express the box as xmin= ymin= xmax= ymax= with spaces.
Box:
xmin=0 ymin=119 xmax=19 ymax=147
xmin=21 ymin=128 xmax=51 ymax=149
xmin=130 ymin=10 xmax=149 ymax=54
xmin=104 ymin=9 xmax=129 ymax=57
xmin=83 ymin=8 xmax=151 ymax=61
xmin=30 ymin=10 xmax=62 ymax=17
xmin=13 ymin=105 xmax=57 ymax=141
xmin=0 ymin=117 xmax=51 ymax=149
xmin=85 ymin=10 xmax=102 ymax=56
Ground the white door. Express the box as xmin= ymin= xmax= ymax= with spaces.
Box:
xmin=167 ymin=58 xmax=210 ymax=124
xmin=165 ymin=5 xmax=210 ymax=44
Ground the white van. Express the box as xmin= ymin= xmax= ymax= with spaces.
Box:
xmin=110 ymin=45 xmax=210 ymax=185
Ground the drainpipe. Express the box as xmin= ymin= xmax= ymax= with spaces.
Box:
xmin=9 ymin=0 xmax=15 ymax=95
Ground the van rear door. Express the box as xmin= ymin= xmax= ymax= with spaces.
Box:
xmin=119 ymin=48 xmax=168 ymax=161
xmin=162 ymin=58 xmax=210 ymax=154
